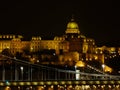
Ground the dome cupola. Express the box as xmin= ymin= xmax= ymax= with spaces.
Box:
xmin=65 ymin=18 xmax=80 ymax=34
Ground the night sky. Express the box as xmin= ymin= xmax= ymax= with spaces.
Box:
xmin=0 ymin=0 xmax=120 ymax=46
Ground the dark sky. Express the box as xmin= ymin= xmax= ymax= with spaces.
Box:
xmin=0 ymin=0 xmax=120 ymax=46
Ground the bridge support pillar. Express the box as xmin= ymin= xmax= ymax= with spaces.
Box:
xmin=54 ymin=85 xmax=58 ymax=90
xmin=15 ymin=66 xmax=18 ymax=81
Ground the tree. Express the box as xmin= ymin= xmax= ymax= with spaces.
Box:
xmin=1 ymin=48 xmax=13 ymax=56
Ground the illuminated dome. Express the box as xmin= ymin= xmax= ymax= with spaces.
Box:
xmin=65 ymin=18 xmax=80 ymax=34
xmin=67 ymin=19 xmax=79 ymax=29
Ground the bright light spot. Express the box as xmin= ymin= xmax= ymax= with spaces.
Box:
xmin=37 ymin=60 xmax=39 ymax=63
xmin=20 ymin=66 xmax=23 ymax=70
xmin=102 ymin=64 xmax=105 ymax=69
xmin=76 ymin=70 xmax=80 ymax=80
xmin=51 ymin=85 xmax=54 ymax=88
xmin=53 ymin=53 xmax=56 ymax=55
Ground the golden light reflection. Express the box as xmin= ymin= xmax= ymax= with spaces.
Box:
xmin=5 ymin=86 xmax=10 ymax=90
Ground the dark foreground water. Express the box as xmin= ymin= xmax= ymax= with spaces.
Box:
xmin=1 ymin=85 xmax=120 ymax=90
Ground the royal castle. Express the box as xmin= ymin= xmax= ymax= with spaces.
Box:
xmin=0 ymin=18 xmax=119 ymax=67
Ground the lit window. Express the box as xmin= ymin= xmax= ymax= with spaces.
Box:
xmin=10 ymin=35 xmax=12 ymax=38
xmin=13 ymin=35 xmax=15 ymax=38
xmin=6 ymin=35 xmax=9 ymax=38
xmin=3 ymin=35 xmax=5 ymax=38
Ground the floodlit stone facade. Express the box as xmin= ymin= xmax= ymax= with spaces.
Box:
xmin=0 ymin=18 xmax=119 ymax=65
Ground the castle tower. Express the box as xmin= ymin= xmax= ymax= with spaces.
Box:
xmin=65 ymin=17 xmax=84 ymax=53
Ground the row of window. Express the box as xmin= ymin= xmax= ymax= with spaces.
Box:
xmin=0 ymin=35 xmax=16 ymax=39
xmin=32 ymin=37 xmax=41 ymax=40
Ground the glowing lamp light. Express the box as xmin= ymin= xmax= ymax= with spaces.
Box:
xmin=12 ymin=82 xmax=17 ymax=86
xmin=54 ymin=81 xmax=58 ymax=85
xmin=5 ymin=80 xmax=10 ymax=86
xmin=19 ymin=82 xmax=24 ymax=86
xmin=32 ymin=82 xmax=38 ymax=85
xmin=26 ymin=82 xmax=31 ymax=85
xmin=61 ymin=81 xmax=65 ymax=85
xmin=47 ymin=81 xmax=52 ymax=85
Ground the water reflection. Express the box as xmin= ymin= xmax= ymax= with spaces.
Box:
xmin=2 ymin=85 xmax=120 ymax=90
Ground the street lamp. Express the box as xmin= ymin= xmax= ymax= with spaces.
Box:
xmin=20 ymin=66 xmax=23 ymax=80
xmin=102 ymin=64 xmax=105 ymax=71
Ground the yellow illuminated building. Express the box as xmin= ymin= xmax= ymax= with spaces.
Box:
xmin=0 ymin=17 xmax=119 ymax=67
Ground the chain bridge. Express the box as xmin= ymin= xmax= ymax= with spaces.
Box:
xmin=0 ymin=54 xmax=120 ymax=90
